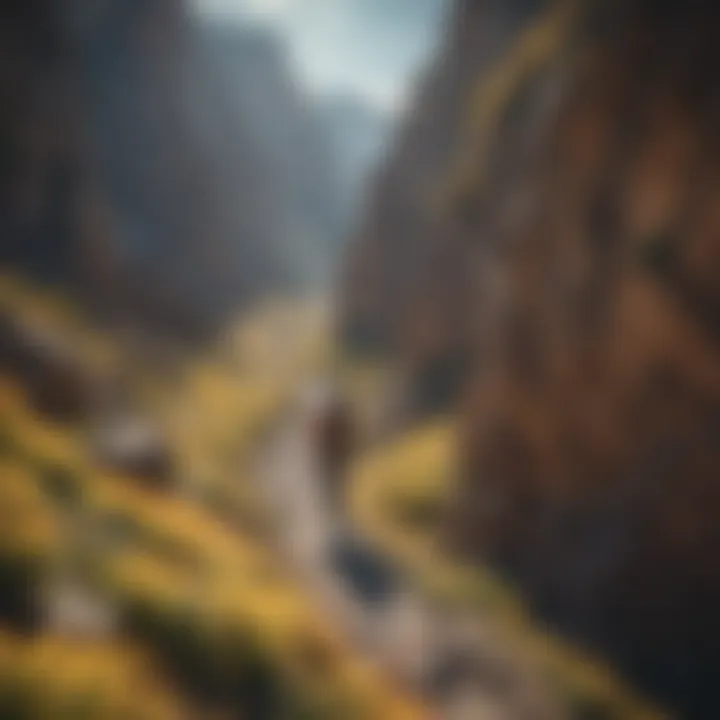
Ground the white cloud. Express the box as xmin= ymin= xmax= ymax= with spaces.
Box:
xmin=191 ymin=0 xmax=296 ymax=21
xmin=191 ymin=0 xmax=444 ymax=114
xmin=236 ymin=0 xmax=294 ymax=18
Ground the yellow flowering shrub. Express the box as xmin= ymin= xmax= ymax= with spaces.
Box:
xmin=0 ymin=279 xmax=429 ymax=719
xmin=0 ymin=633 xmax=182 ymax=720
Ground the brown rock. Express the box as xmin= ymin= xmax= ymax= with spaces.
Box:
xmin=92 ymin=416 xmax=174 ymax=489
xmin=0 ymin=311 xmax=100 ymax=420
xmin=343 ymin=0 xmax=720 ymax=714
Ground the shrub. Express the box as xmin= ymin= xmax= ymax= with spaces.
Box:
xmin=0 ymin=462 xmax=62 ymax=630
xmin=351 ymin=422 xmax=454 ymax=557
xmin=0 ymin=633 xmax=182 ymax=720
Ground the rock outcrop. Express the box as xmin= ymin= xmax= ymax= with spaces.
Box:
xmin=0 ymin=0 xmax=346 ymax=336
xmin=342 ymin=0 xmax=720 ymax=714
xmin=0 ymin=310 xmax=101 ymax=420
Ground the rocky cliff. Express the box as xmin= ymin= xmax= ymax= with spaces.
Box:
xmin=342 ymin=0 xmax=720 ymax=714
xmin=196 ymin=20 xmax=348 ymax=287
xmin=342 ymin=0 xmax=552 ymax=411
xmin=316 ymin=94 xmax=390 ymax=239
xmin=0 ymin=0 xmax=344 ymax=336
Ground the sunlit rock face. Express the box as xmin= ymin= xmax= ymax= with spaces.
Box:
xmin=343 ymin=0 xmax=720 ymax=713
xmin=0 ymin=0 xmax=346 ymax=337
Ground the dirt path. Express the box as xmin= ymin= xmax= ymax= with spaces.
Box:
xmin=256 ymin=396 xmax=566 ymax=720
xmin=258 ymin=401 xmax=428 ymax=672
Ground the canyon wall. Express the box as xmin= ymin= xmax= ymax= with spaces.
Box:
xmin=0 ymin=0 xmax=344 ymax=336
xmin=342 ymin=0 xmax=720 ymax=714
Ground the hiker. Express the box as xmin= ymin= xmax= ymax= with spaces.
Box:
xmin=312 ymin=382 xmax=357 ymax=513
xmin=308 ymin=381 xmax=403 ymax=631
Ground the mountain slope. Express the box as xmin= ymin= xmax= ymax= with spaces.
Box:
xmin=342 ymin=0 xmax=720 ymax=714
xmin=0 ymin=1 xmax=345 ymax=336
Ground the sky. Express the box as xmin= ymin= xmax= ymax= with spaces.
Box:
xmin=191 ymin=0 xmax=448 ymax=114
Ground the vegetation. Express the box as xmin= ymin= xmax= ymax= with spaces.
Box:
xmin=0 ymin=633 xmax=182 ymax=720
xmin=0 ymin=276 xmax=427 ymax=719
xmin=446 ymin=0 xmax=579 ymax=211
xmin=350 ymin=420 xmax=667 ymax=720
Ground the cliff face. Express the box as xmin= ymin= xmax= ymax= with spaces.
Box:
xmin=317 ymin=94 xmax=390 ymax=232
xmin=343 ymin=0 xmax=720 ymax=713
xmin=0 ymin=0 xmax=344 ymax=336
xmin=342 ymin=0 xmax=547 ymax=410
xmin=196 ymin=21 xmax=347 ymax=286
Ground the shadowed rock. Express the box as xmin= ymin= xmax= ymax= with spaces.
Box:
xmin=92 ymin=416 xmax=173 ymax=488
xmin=0 ymin=311 xmax=101 ymax=420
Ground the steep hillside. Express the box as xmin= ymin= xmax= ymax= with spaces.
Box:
xmin=317 ymin=93 xmax=390 ymax=227
xmin=0 ymin=274 xmax=426 ymax=719
xmin=0 ymin=1 xmax=343 ymax=336
xmin=196 ymin=20 xmax=347 ymax=285
xmin=342 ymin=0 xmax=720 ymax=715
xmin=342 ymin=0 xmax=548 ymax=410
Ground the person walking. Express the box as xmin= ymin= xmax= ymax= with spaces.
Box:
xmin=312 ymin=382 xmax=356 ymax=514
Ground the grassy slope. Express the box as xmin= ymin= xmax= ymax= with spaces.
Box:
xmin=0 ymin=633 xmax=182 ymax=720
xmin=350 ymin=419 xmax=669 ymax=720
xmin=0 ymin=276 xmax=427 ymax=720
